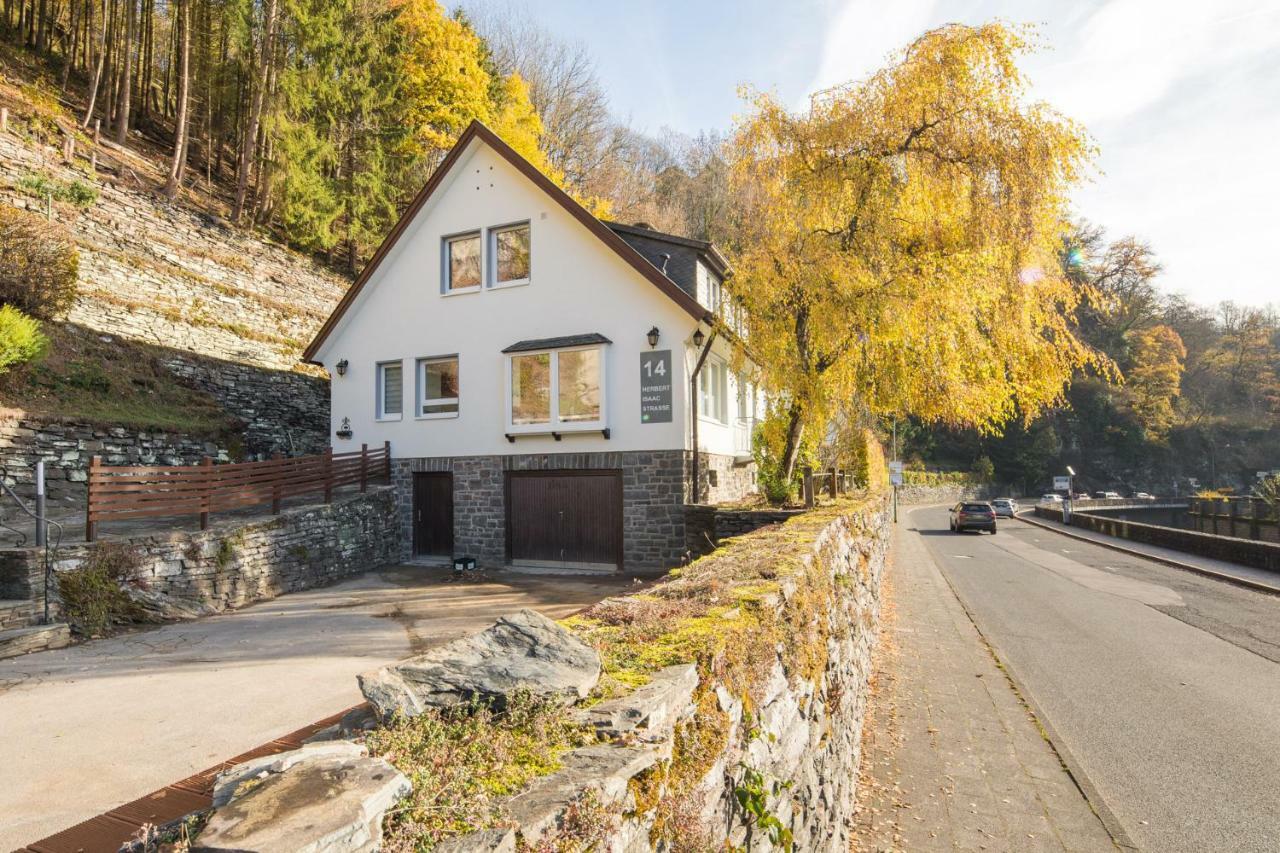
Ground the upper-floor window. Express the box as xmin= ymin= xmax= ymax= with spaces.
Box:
xmin=698 ymin=356 xmax=728 ymax=424
xmin=444 ymin=232 xmax=481 ymax=292
xmin=417 ymin=356 xmax=459 ymax=418
xmin=697 ymin=261 xmax=723 ymax=315
xmin=490 ymin=222 xmax=531 ymax=287
xmin=376 ymin=360 xmax=403 ymax=420
xmin=507 ymin=345 xmax=605 ymax=432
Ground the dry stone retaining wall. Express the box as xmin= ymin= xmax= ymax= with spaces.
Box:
xmin=894 ymin=482 xmax=1007 ymax=505
xmin=2 ymin=487 xmax=400 ymax=622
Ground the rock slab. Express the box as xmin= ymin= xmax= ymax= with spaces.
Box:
xmin=358 ymin=608 xmax=601 ymax=718
xmin=195 ymin=744 xmax=410 ymax=853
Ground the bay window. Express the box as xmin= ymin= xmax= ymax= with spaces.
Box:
xmin=506 ymin=344 xmax=606 ymax=432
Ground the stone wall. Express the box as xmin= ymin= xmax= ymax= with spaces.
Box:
xmin=1034 ymin=504 xmax=1280 ymax=573
xmin=894 ymin=482 xmax=1008 ymax=505
xmin=684 ymin=504 xmax=806 ymax=557
xmin=698 ymin=451 xmax=758 ymax=505
xmin=438 ymin=494 xmax=893 ymax=851
xmin=1 ymin=487 xmax=400 ymax=622
xmin=392 ymin=451 xmax=688 ymax=572
xmin=0 ymin=414 xmax=232 ymax=504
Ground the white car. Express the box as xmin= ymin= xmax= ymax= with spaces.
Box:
xmin=991 ymin=498 xmax=1018 ymax=517
xmin=1134 ymin=492 xmax=1153 ymax=500
xmin=1040 ymin=494 xmax=1063 ymax=503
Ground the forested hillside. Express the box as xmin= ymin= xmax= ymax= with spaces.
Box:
xmin=901 ymin=223 xmax=1280 ymax=496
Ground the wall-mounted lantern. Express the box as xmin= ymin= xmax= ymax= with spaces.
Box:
xmin=336 ymin=417 xmax=353 ymax=440
xmin=691 ymin=328 xmax=706 ymax=348
xmin=335 ymin=359 xmax=349 ymax=377
xmin=647 ymin=326 xmax=660 ymax=349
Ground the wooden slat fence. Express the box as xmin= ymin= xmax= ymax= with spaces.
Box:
xmin=86 ymin=442 xmax=391 ymax=541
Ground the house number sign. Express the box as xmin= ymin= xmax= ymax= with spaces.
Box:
xmin=640 ymin=350 xmax=673 ymax=423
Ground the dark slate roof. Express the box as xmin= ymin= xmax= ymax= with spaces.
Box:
xmin=502 ymin=333 xmax=613 ymax=354
xmin=604 ymin=222 xmax=731 ymax=300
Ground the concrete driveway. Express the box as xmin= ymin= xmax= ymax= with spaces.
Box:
xmin=0 ymin=566 xmax=633 ymax=849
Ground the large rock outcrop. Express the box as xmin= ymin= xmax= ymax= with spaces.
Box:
xmin=358 ymin=608 xmax=601 ymax=719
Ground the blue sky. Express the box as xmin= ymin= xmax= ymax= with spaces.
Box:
xmin=461 ymin=0 xmax=1280 ymax=308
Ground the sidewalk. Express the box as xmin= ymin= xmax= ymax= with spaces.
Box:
xmin=1017 ymin=511 xmax=1280 ymax=594
xmin=853 ymin=522 xmax=1120 ymax=852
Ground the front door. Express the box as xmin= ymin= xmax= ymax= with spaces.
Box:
xmin=412 ymin=472 xmax=453 ymax=558
xmin=506 ymin=471 xmax=622 ymax=570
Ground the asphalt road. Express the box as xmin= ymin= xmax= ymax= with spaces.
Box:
xmin=908 ymin=505 xmax=1280 ymax=853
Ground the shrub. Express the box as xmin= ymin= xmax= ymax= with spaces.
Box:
xmin=16 ymin=171 xmax=99 ymax=209
xmin=970 ymin=454 xmax=996 ymax=482
xmin=0 ymin=206 xmax=81 ymax=318
xmin=56 ymin=543 xmax=148 ymax=636
xmin=0 ymin=304 xmax=47 ymax=374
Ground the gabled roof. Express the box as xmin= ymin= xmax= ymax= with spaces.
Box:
xmin=605 ymin=221 xmax=732 ymax=279
xmin=302 ymin=121 xmax=712 ymax=364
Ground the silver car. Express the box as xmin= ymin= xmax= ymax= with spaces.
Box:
xmin=991 ymin=498 xmax=1018 ymax=518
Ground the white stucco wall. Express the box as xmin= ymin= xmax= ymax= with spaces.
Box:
xmin=314 ymin=139 xmax=722 ymax=459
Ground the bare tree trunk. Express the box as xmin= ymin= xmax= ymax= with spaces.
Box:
xmin=232 ymin=0 xmax=276 ymax=224
xmin=780 ymin=401 xmax=805 ymax=484
xmin=163 ymin=0 xmax=190 ymax=199
xmin=81 ymin=0 xmax=106 ymax=129
xmin=113 ymin=0 xmax=133 ymax=144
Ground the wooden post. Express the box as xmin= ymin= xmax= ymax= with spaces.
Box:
xmin=323 ymin=447 xmax=334 ymax=503
xmin=359 ymin=443 xmax=368 ymax=493
xmin=199 ymin=456 xmax=213 ymax=530
xmin=384 ymin=440 xmax=391 ymax=482
xmin=828 ymin=467 xmax=838 ymax=498
xmin=85 ymin=455 xmax=101 ymax=542
xmin=802 ymin=466 xmax=814 ymax=509
xmin=271 ymin=451 xmax=283 ymax=514
xmin=0 ymin=107 xmax=8 ymax=132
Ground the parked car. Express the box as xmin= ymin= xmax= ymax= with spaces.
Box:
xmin=1091 ymin=490 xmax=1122 ymax=499
xmin=1134 ymin=491 xmax=1153 ymax=500
xmin=991 ymin=498 xmax=1018 ymax=518
xmin=1040 ymin=493 xmax=1063 ymax=503
xmin=950 ymin=501 xmax=997 ymax=534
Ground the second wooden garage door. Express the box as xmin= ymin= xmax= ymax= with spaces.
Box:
xmin=506 ymin=471 xmax=623 ymax=570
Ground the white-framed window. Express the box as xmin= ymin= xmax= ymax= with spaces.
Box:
xmin=376 ymin=360 xmax=403 ymax=421
xmin=416 ymin=356 xmax=459 ymax=418
xmin=489 ymin=222 xmax=531 ymax=288
xmin=443 ymin=231 xmax=482 ymax=293
xmin=697 ymin=261 xmax=723 ymax=315
xmin=698 ymin=356 xmax=728 ymax=424
xmin=736 ymin=374 xmax=751 ymax=421
xmin=506 ymin=345 xmax=606 ymax=432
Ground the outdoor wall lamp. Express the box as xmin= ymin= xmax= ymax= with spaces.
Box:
xmin=335 ymin=359 xmax=349 ymax=377
xmin=692 ymin=328 xmax=706 ymax=348
xmin=647 ymin=326 xmax=661 ymax=348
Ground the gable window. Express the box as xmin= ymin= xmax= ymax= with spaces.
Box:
xmin=698 ymin=356 xmax=728 ymax=424
xmin=490 ymin=222 xmax=531 ymax=287
xmin=444 ymin=232 xmax=481 ymax=292
xmin=697 ymin=261 xmax=723 ymax=315
xmin=417 ymin=356 xmax=459 ymax=418
xmin=505 ymin=341 xmax=607 ymax=432
xmin=376 ymin=360 xmax=403 ymax=421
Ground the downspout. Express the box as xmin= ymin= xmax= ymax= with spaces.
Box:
xmin=689 ymin=327 xmax=718 ymax=505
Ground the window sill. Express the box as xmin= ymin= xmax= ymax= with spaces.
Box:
xmin=698 ymin=415 xmax=730 ymax=428
xmin=442 ymin=287 xmax=481 ymax=297
xmin=415 ymin=411 xmax=459 ymax=421
xmin=505 ymin=425 xmax=611 ymax=442
xmin=376 ymin=415 xmax=403 ymax=423
xmin=489 ymin=278 xmax=530 ymax=291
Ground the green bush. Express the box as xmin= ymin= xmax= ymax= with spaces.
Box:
xmin=0 ymin=206 xmax=81 ymax=318
xmin=0 ymin=304 xmax=47 ymax=374
xmin=56 ymin=543 xmax=148 ymax=636
xmin=15 ymin=170 xmax=99 ymax=209
xmin=901 ymin=469 xmax=979 ymax=486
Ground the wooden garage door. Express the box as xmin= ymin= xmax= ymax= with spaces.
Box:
xmin=506 ymin=471 xmax=622 ymax=569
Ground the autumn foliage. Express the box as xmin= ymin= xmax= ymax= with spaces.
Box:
xmin=728 ymin=23 xmax=1108 ymax=478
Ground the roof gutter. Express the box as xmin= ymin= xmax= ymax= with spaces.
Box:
xmin=689 ymin=326 xmax=719 ymax=505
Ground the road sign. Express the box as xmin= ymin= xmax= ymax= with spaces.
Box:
xmin=889 ymin=460 xmax=903 ymax=486
xmin=1053 ymin=475 xmax=1071 ymax=491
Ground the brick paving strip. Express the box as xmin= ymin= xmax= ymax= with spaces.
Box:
xmin=853 ymin=521 xmax=1128 ymax=852
xmin=16 ymin=704 xmax=367 ymax=853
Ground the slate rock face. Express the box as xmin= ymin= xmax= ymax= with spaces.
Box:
xmin=358 ymin=609 xmax=601 ymax=719
xmin=194 ymin=743 xmax=410 ymax=853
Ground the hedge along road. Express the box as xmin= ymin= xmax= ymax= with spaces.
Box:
xmin=908 ymin=505 xmax=1280 ymax=853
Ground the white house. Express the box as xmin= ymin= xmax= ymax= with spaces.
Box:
xmin=304 ymin=121 xmax=759 ymax=573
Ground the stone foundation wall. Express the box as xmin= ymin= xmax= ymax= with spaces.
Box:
xmin=684 ymin=504 xmax=806 ymax=557
xmin=440 ymin=494 xmax=893 ymax=851
xmin=1 ymin=487 xmax=400 ymax=621
xmin=392 ymin=451 xmax=688 ymax=572
xmin=0 ymin=415 xmax=233 ymax=503
xmin=697 ymin=451 xmax=757 ymax=505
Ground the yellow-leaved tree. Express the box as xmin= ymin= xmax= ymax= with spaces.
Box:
xmin=1124 ymin=324 xmax=1186 ymax=437
xmin=729 ymin=23 xmax=1109 ymax=480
